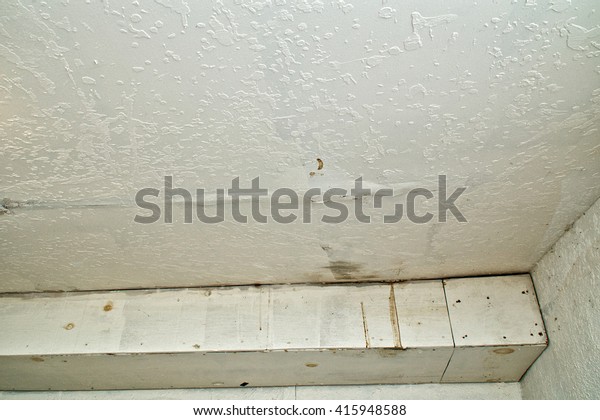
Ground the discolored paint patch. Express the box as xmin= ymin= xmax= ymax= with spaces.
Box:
xmin=323 ymin=260 xmax=362 ymax=280
xmin=493 ymin=348 xmax=515 ymax=355
xmin=305 ymin=363 xmax=319 ymax=368
xmin=376 ymin=348 xmax=402 ymax=358
xmin=30 ymin=356 xmax=44 ymax=362
xmin=64 ymin=323 xmax=75 ymax=330
xmin=103 ymin=301 xmax=113 ymax=312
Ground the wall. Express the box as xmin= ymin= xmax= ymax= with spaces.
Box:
xmin=521 ymin=197 xmax=600 ymax=399
xmin=0 ymin=383 xmax=522 ymax=400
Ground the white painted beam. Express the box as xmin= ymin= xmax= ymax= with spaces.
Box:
xmin=442 ymin=275 xmax=548 ymax=382
xmin=0 ymin=276 xmax=546 ymax=390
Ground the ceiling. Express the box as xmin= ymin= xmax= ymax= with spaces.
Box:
xmin=1 ymin=0 xmax=599 ymax=292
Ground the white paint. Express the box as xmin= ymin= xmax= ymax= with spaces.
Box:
xmin=0 ymin=382 xmax=522 ymax=400
xmin=0 ymin=278 xmax=544 ymax=390
xmin=1 ymin=1 xmax=599 ymax=292
xmin=442 ymin=275 xmax=547 ymax=383
xmin=521 ymin=197 xmax=600 ymax=399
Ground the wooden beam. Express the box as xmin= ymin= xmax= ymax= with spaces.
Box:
xmin=0 ymin=276 xmax=546 ymax=390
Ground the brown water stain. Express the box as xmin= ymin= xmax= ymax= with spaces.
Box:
xmin=389 ymin=284 xmax=402 ymax=348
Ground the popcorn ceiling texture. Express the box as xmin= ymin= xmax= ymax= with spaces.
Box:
xmin=1 ymin=1 xmax=599 ymax=292
xmin=521 ymin=197 xmax=600 ymax=399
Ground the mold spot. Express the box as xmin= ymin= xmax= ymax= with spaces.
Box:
xmin=31 ymin=356 xmax=44 ymax=362
xmin=64 ymin=323 xmax=75 ymax=330
xmin=305 ymin=363 xmax=319 ymax=368
xmin=493 ymin=348 xmax=515 ymax=355
xmin=193 ymin=344 xmax=201 ymax=349
xmin=316 ymin=158 xmax=324 ymax=170
xmin=240 ymin=382 xmax=249 ymax=387
xmin=103 ymin=302 xmax=113 ymax=312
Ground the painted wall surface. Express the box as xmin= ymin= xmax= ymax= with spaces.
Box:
xmin=521 ymin=197 xmax=600 ymax=399
xmin=0 ymin=383 xmax=522 ymax=400
xmin=1 ymin=1 xmax=600 ymax=292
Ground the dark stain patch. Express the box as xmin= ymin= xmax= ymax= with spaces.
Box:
xmin=64 ymin=323 xmax=75 ymax=330
xmin=316 ymin=158 xmax=324 ymax=170
xmin=103 ymin=301 xmax=113 ymax=312
xmin=305 ymin=363 xmax=319 ymax=368
xmin=193 ymin=344 xmax=201 ymax=349
xmin=240 ymin=382 xmax=249 ymax=387
xmin=323 ymin=261 xmax=362 ymax=280
xmin=31 ymin=356 xmax=44 ymax=362
xmin=377 ymin=348 xmax=401 ymax=358
xmin=493 ymin=348 xmax=515 ymax=355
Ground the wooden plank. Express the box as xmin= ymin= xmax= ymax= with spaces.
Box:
xmin=442 ymin=275 xmax=547 ymax=382
xmin=0 ymin=283 xmax=454 ymax=390
xmin=393 ymin=281 xmax=453 ymax=348
xmin=0 ymin=277 xmax=547 ymax=390
xmin=0 ymin=349 xmax=454 ymax=391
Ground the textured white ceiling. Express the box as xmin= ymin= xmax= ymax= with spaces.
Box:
xmin=1 ymin=1 xmax=599 ymax=292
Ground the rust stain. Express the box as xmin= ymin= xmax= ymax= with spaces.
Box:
xmin=64 ymin=323 xmax=75 ymax=331
xmin=316 ymin=158 xmax=324 ymax=170
xmin=305 ymin=363 xmax=319 ymax=368
xmin=389 ymin=284 xmax=402 ymax=348
xmin=31 ymin=356 xmax=44 ymax=362
xmin=103 ymin=301 xmax=113 ymax=312
xmin=493 ymin=348 xmax=515 ymax=355
xmin=360 ymin=302 xmax=371 ymax=349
